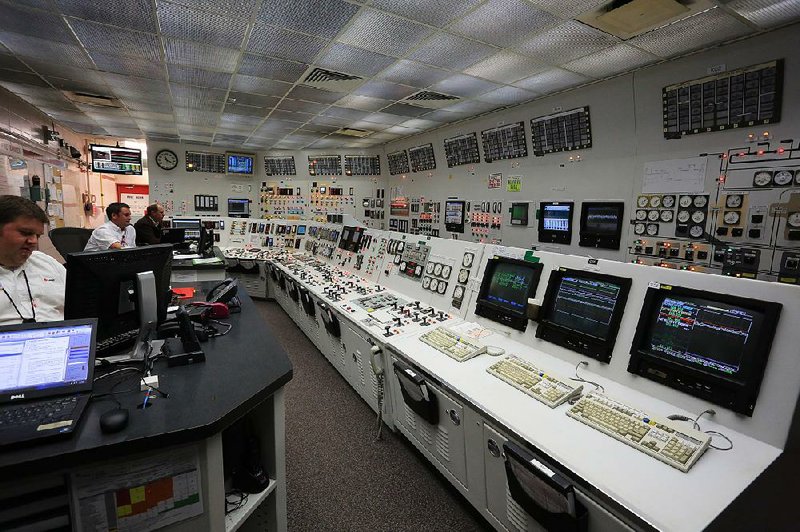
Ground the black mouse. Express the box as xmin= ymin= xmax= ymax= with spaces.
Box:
xmin=99 ymin=408 xmax=129 ymax=434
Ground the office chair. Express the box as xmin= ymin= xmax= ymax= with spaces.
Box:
xmin=49 ymin=227 xmax=93 ymax=257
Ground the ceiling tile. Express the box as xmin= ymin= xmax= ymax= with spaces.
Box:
xmin=400 ymin=118 xmax=440 ymax=129
xmin=69 ymin=19 xmax=162 ymax=61
xmin=165 ymin=39 xmax=240 ymax=72
xmin=90 ymin=52 xmax=166 ymax=80
xmin=247 ymin=23 xmax=328 ymax=63
xmin=173 ymin=99 xmax=224 ymax=113
xmin=464 ymin=51 xmax=547 ymax=84
xmin=158 ymin=1 xmax=247 ymax=48
xmin=336 ymin=8 xmax=432 ymax=57
xmin=354 ymin=80 xmax=416 ymax=100
xmin=165 ymin=0 xmax=258 ymax=19
xmin=0 ymin=32 xmax=93 ymax=68
xmin=361 ymin=111 xmax=406 ymax=125
xmin=238 ymin=54 xmax=308 ymax=82
xmin=267 ymin=109 xmax=310 ymax=122
xmin=367 ymin=132 xmax=401 ymax=140
xmin=171 ymin=83 xmax=228 ymax=102
xmin=223 ymin=102 xmax=270 ymax=116
xmin=57 ymin=0 xmax=157 ymax=32
xmin=60 ymin=121 xmax=107 ymax=134
xmin=0 ymin=54 xmax=32 ymax=72
xmin=370 ymin=0 xmax=481 ymax=27
xmin=376 ymin=60 xmax=449 ymax=88
xmin=513 ymin=68 xmax=588 ymax=93
xmin=308 ymin=114 xmax=351 ymax=126
xmin=0 ymin=70 xmax=48 ymax=87
xmin=13 ymin=0 xmax=54 ymax=9
xmin=408 ymin=32 xmax=498 ymax=70
xmin=0 ymin=4 xmax=77 ymax=44
xmin=381 ymin=103 xmax=430 ymax=117
xmin=277 ymin=98 xmax=330 ymax=113
xmin=383 ymin=124 xmax=420 ymax=135
xmin=440 ymin=99 xmax=499 ymax=115
xmin=448 ymin=0 xmax=559 ymax=48
xmin=300 ymin=124 xmax=340 ymax=134
xmin=227 ymin=91 xmax=281 ymax=108
xmin=726 ymin=0 xmax=800 ymax=28
xmin=287 ymin=85 xmax=346 ymax=104
xmin=230 ymin=74 xmax=292 ymax=96
xmin=563 ymin=44 xmax=658 ymax=78
xmin=429 ymin=74 xmax=500 ymax=98
xmin=629 ymin=8 xmax=753 ymax=58
xmin=515 ymin=21 xmax=620 ymax=64
xmin=420 ymin=109 xmax=468 ymax=122
xmin=316 ymin=43 xmax=396 ymax=77
xmin=335 ymin=94 xmax=391 ymax=111
xmin=348 ymin=120 xmax=391 ymax=131
xmin=475 ymin=86 xmax=537 ymax=105
xmin=321 ymin=106 xmax=369 ymax=121
xmin=168 ymin=65 xmax=231 ymax=88
xmin=45 ymin=77 xmax=111 ymax=94
xmin=258 ymin=0 xmax=359 ymax=38
xmin=526 ymin=0 xmax=607 ymax=19
xmin=124 ymin=100 xmax=174 ymax=113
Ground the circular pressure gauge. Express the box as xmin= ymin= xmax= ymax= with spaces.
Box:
xmin=637 ymin=196 xmax=650 ymax=208
xmin=691 ymin=211 xmax=705 ymax=224
xmin=437 ymin=282 xmax=447 ymax=295
xmin=426 ymin=262 xmax=435 ymax=274
xmin=753 ymin=171 xmax=772 ymax=187
xmin=648 ymin=195 xmax=661 ymax=208
xmin=647 ymin=210 xmax=660 ymax=221
xmin=453 ymin=286 xmax=465 ymax=299
xmin=422 ymin=277 xmax=431 ymax=289
xmin=660 ymin=210 xmax=674 ymax=223
xmin=433 ymin=263 xmax=443 ymax=276
xmin=725 ymin=194 xmax=743 ymax=208
xmin=441 ymin=265 xmax=452 ymax=278
xmin=679 ymin=195 xmax=693 ymax=208
xmin=677 ymin=210 xmax=691 ymax=223
xmin=774 ymin=170 xmax=793 ymax=186
xmin=634 ymin=223 xmax=646 ymax=235
xmin=723 ymin=211 xmax=740 ymax=225
xmin=787 ymin=212 xmax=800 ymax=228
xmin=693 ymin=195 xmax=708 ymax=208
xmin=636 ymin=210 xmax=648 ymax=221
xmin=689 ymin=225 xmax=704 ymax=238
xmin=458 ymin=269 xmax=469 ymax=283
xmin=429 ymin=278 xmax=439 ymax=292
xmin=462 ymin=253 xmax=474 ymax=268
xmin=662 ymin=195 xmax=675 ymax=209
xmin=646 ymin=223 xmax=659 ymax=236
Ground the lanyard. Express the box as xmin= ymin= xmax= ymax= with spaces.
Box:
xmin=1 ymin=270 xmax=36 ymax=323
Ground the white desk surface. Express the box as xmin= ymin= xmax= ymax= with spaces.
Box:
xmin=387 ymin=324 xmax=781 ymax=532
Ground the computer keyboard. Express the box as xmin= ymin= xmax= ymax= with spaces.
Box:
xmin=97 ymin=328 xmax=139 ymax=356
xmin=566 ymin=392 xmax=711 ymax=473
xmin=0 ymin=396 xmax=78 ymax=428
xmin=419 ymin=326 xmax=486 ymax=362
xmin=487 ymin=355 xmax=582 ymax=407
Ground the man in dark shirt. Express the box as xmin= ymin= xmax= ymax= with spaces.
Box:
xmin=134 ymin=203 xmax=164 ymax=245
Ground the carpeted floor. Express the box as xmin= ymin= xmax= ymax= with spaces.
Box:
xmin=255 ymin=300 xmax=492 ymax=531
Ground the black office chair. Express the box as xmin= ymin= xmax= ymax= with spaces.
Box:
xmin=49 ymin=227 xmax=93 ymax=258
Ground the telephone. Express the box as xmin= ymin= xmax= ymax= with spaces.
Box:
xmin=369 ymin=344 xmax=383 ymax=376
xmin=207 ymin=278 xmax=238 ymax=305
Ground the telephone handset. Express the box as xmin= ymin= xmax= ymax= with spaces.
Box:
xmin=369 ymin=345 xmax=383 ymax=376
xmin=207 ymin=278 xmax=238 ymax=304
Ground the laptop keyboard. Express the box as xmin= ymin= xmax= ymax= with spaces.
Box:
xmin=0 ymin=396 xmax=79 ymax=428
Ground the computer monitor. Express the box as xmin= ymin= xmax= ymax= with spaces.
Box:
xmin=475 ymin=257 xmax=543 ymax=331
xmin=297 ymin=225 xmax=306 ymax=236
xmin=65 ymin=245 xmax=173 ymax=348
xmin=579 ymin=202 xmax=624 ymax=250
xmin=445 ymin=200 xmax=465 ymax=233
xmin=538 ymin=201 xmax=574 ymax=245
xmin=226 ymin=153 xmax=254 ymax=175
xmin=171 ymin=218 xmax=202 ymax=241
xmin=228 ymin=198 xmax=250 ymax=218
xmin=628 ymin=284 xmax=782 ymax=416
xmin=338 ymin=226 xmax=365 ymax=252
xmin=535 ymin=268 xmax=631 ymax=363
xmin=160 ymin=228 xmax=186 ymax=245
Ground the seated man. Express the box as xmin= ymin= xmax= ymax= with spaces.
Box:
xmin=84 ymin=202 xmax=136 ymax=251
xmin=0 ymin=195 xmax=66 ymax=326
xmin=134 ymin=203 xmax=165 ymax=246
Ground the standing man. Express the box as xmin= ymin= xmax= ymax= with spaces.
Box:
xmin=84 ymin=202 xmax=136 ymax=251
xmin=134 ymin=203 xmax=165 ymax=245
xmin=0 ymin=195 xmax=65 ymax=326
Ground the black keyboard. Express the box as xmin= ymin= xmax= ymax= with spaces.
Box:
xmin=0 ymin=396 xmax=78 ymax=428
xmin=97 ymin=328 xmax=139 ymax=355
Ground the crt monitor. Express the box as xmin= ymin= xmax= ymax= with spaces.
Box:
xmin=228 ymin=198 xmax=250 ymax=218
xmin=579 ymin=202 xmax=624 ymax=250
xmin=171 ymin=218 xmax=202 ymax=240
xmin=65 ymin=244 xmax=173 ymax=349
xmin=628 ymin=284 xmax=782 ymax=416
xmin=475 ymin=257 xmax=543 ymax=332
xmin=535 ymin=268 xmax=631 ymax=363
xmin=538 ymin=201 xmax=574 ymax=245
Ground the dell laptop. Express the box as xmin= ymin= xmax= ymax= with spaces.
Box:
xmin=0 ymin=318 xmax=97 ymax=447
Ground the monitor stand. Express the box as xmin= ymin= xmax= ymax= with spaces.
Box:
xmin=136 ymin=271 xmax=158 ymax=326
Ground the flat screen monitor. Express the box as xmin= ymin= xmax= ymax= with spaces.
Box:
xmin=171 ymin=218 xmax=202 ymax=240
xmin=90 ymin=144 xmax=142 ymax=175
xmin=628 ymin=284 xmax=782 ymax=416
xmin=226 ymin=153 xmax=254 ymax=175
xmin=445 ymin=200 xmax=465 ymax=233
xmin=510 ymin=202 xmax=529 ymax=226
xmin=536 ymin=268 xmax=631 ymax=363
xmin=65 ymin=245 xmax=173 ymax=349
xmin=475 ymin=257 xmax=543 ymax=331
xmin=538 ymin=201 xmax=573 ymax=244
xmin=579 ymin=202 xmax=624 ymax=250
xmin=297 ymin=225 xmax=306 ymax=236
xmin=228 ymin=198 xmax=250 ymax=218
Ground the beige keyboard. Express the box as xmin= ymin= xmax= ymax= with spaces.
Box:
xmin=567 ymin=392 xmax=711 ymax=473
xmin=487 ymin=355 xmax=582 ymax=408
xmin=420 ymin=326 xmax=486 ymax=362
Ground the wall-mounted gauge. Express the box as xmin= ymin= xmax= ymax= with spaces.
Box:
xmin=637 ymin=195 xmax=650 ymax=208
xmin=399 ymin=260 xmax=407 ymax=270
xmin=453 ymin=285 xmax=465 ymax=299
xmin=462 ymin=252 xmax=474 ymax=268
xmin=394 ymin=255 xmax=401 ymax=264
xmin=646 ymin=223 xmax=659 ymax=236
xmin=660 ymin=210 xmax=674 ymax=222
xmin=441 ymin=265 xmax=452 ymax=278
xmin=774 ymin=170 xmax=793 ymax=186
xmin=753 ymin=171 xmax=772 ymax=187
xmin=689 ymin=225 xmax=704 ymax=238
xmin=788 ymin=212 xmax=800 ymax=228
xmin=429 ymin=278 xmax=439 ymax=292
xmin=425 ymin=262 xmax=435 ymax=274
xmin=634 ymin=223 xmax=646 ymax=235
xmin=679 ymin=195 xmax=693 ymax=208
xmin=693 ymin=195 xmax=708 ymax=209
xmin=437 ymin=282 xmax=447 ymax=295
xmin=636 ymin=210 xmax=647 ymax=221
xmin=662 ymin=195 xmax=675 ymax=209
xmin=422 ymin=276 xmax=431 ymax=289
xmin=414 ymin=265 xmax=422 ymax=276
xmin=433 ymin=263 xmax=443 ymax=276
xmin=724 ymin=211 xmax=741 ymax=225
xmin=677 ymin=210 xmax=691 ymax=223
xmin=726 ymin=194 xmax=743 ymax=208
xmin=647 ymin=210 xmax=660 ymax=221
xmin=649 ymin=195 xmax=661 ymax=208
xmin=691 ymin=211 xmax=705 ymax=224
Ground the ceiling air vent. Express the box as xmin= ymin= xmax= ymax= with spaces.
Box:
xmin=403 ymin=90 xmax=461 ymax=109
xmin=62 ymin=91 xmax=124 ymax=108
xmin=302 ymin=67 xmax=364 ymax=92
xmin=578 ymin=0 xmax=711 ymax=39
xmin=333 ymin=128 xmax=371 ymax=138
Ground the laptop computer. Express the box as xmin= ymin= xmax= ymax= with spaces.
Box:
xmin=0 ymin=318 xmax=97 ymax=447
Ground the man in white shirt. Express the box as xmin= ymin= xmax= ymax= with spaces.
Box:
xmin=84 ymin=202 xmax=137 ymax=251
xmin=0 ymin=195 xmax=66 ymax=326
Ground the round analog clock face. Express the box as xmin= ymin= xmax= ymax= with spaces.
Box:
xmin=774 ymin=170 xmax=793 ymax=186
xmin=677 ymin=210 xmax=691 ymax=223
xmin=433 ymin=263 xmax=443 ymax=276
xmin=788 ymin=212 xmax=800 ymax=228
xmin=679 ymin=195 xmax=693 ymax=208
xmin=458 ymin=269 xmax=469 ymax=283
xmin=689 ymin=225 xmax=704 ymax=238
xmin=441 ymin=265 xmax=452 ymax=278
xmin=726 ymin=194 xmax=743 ymax=208
xmin=155 ymin=149 xmax=178 ymax=170
xmin=634 ymin=223 xmax=645 ymax=235
xmin=660 ymin=210 xmax=674 ymax=222
xmin=693 ymin=195 xmax=707 ymax=208
xmin=648 ymin=195 xmax=661 ymax=208
xmin=724 ymin=211 xmax=741 ymax=225
xmin=691 ymin=211 xmax=705 ymax=224
xmin=635 ymin=210 xmax=647 ymax=221
xmin=646 ymin=223 xmax=659 ymax=236
xmin=661 ymin=195 xmax=675 ymax=209
xmin=637 ymin=196 xmax=650 ymax=208
xmin=753 ymin=171 xmax=772 ymax=187
xmin=647 ymin=210 xmax=660 ymax=221
xmin=422 ymin=276 xmax=431 ymax=289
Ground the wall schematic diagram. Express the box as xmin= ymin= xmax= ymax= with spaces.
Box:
xmin=387 ymin=150 xmax=410 ymax=175
xmin=408 ymin=144 xmax=436 ymax=173
xmin=481 ymin=122 xmax=528 ymax=163
xmin=264 ymin=156 xmax=296 ymax=176
xmin=444 ymin=132 xmax=480 ymax=167
xmin=530 ymin=106 xmax=592 ymax=156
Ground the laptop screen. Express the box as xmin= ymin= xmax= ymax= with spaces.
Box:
xmin=0 ymin=320 xmax=96 ymax=402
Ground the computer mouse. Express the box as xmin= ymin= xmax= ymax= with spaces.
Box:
xmin=99 ymin=408 xmax=129 ymax=434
